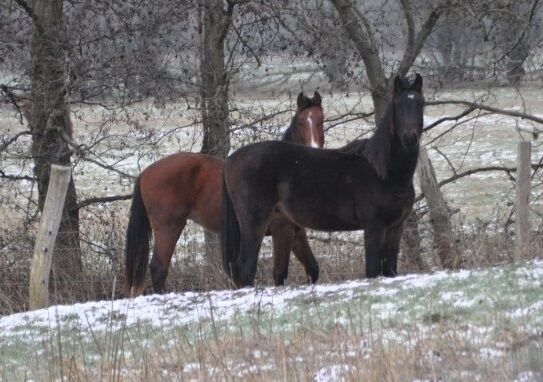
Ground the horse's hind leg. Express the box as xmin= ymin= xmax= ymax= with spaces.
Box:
xmin=270 ymin=221 xmax=296 ymax=286
xmin=236 ymin=208 xmax=274 ymax=287
xmin=149 ymin=220 xmax=186 ymax=293
xmin=292 ymin=227 xmax=319 ymax=284
xmin=236 ymin=225 xmax=269 ymax=287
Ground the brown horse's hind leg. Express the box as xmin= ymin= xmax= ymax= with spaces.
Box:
xmin=291 ymin=227 xmax=319 ymax=284
xmin=270 ymin=222 xmax=296 ymax=286
xmin=149 ymin=221 xmax=186 ymax=293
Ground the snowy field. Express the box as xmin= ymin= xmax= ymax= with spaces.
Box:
xmin=1 ymin=85 xmax=542 ymax=228
xmin=1 ymin=260 xmax=542 ymax=381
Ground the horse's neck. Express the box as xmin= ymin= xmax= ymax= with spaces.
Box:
xmin=281 ymin=115 xmax=298 ymax=143
xmin=281 ymin=128 xmax=293 ymax=142
xmin=387 ymin=137 xmax=419 ymax=186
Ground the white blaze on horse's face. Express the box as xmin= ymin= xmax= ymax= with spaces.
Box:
xmin=307 ymin=110 xmax=319 ymax=148
xmin=407 ymin=92 xmax=415 ymax=99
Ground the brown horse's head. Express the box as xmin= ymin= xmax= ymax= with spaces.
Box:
xmin=289 ymin=91 xmax=324 ymax=148
xmin=392 ymin=73 xmax=424 ymax=151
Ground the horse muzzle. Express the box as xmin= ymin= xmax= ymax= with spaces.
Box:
xmin=402 ymin=133 xmax=420 ymax=150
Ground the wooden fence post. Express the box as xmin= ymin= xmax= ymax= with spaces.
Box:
xmin=29 ymin=164 xmax=72 ymax=310
xmin=515 ymin=141 xmax=531 ymax=260
xmin=417 ymin=147 xmax=462 ymax=269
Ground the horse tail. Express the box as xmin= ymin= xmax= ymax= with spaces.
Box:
xmin=123 ymin=177 xmax=151 ymax=297
xmin=220 ymin=173 xmax=240 ymax=281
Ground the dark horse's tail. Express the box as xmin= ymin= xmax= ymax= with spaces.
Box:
xmin=124 ymin=177 xmax=151 ymax=297
xmin=220 ymin=174 xmax=240 ymax=284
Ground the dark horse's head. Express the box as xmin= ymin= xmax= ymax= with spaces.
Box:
xmin=392 ymin=73 xmax=424 ymax=151
xmin=355 ymin=74 xmax=424 ymax=179
xmin=283 ymin=91 xmax=324 ymax=148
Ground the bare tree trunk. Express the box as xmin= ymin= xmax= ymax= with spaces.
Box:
xmin=418 ymin=147 xmax=462 ymax=269
xmin=506 ymin=40 xmax=530 ymax=86
xmin=199 ymin=0 xmax=234 ymax=271
xmin=29 ymin=0 xmax=82 ymax=280
xmin=401 ymin=211 xmax=425 ymax=272
xmin=323 ymin=51 xmax=348 ymax=90
xmin=199 ymin=0 xmax=232 ymax=159
xmin=514 ymin=141 xmax=531 ymax=260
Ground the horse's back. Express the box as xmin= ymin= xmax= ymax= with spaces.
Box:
xmin=139 ymin=152 xmax=224 ymax=231
xmin=225 ymin=141 xmax=366 ymax=230
xmin=226 ymin=140 xmax=355 ymax=178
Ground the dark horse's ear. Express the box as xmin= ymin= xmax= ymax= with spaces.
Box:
xmin=394 ymin=75 xmax=404 ymax=93
xmin=297 ymin=92 xmax=306 ymax=108
xmin=312 ymin=91 xmax=322 ymax=106
xmin=411 ymin=73 xmax=423 ymax=92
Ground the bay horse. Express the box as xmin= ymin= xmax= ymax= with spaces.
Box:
xmin=221 ymin=75 xmax=424 ymax=287
xmin=124 ymin=92 xmax=324 ymax=296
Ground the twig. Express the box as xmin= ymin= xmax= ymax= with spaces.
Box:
xmin=0 ymin=170 xmax=36 ymax=182
xmin=426 ymin=100 xmax=543 ymax=125
xmin=76 ymin=194 xmax=133 ymax=210
xmin=415 ymin=163 xmax=543 ymax=202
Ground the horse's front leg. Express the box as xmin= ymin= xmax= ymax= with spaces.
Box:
xmin=382 ymin=223 xmax=405 ymax=277
xmin=364 ymin=224 xmax=386 ymax=278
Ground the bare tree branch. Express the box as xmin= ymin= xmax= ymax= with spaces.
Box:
xmin=427 ymin=99 xmax=543 ymax=125
xmin=495 ymin=0 xmax=541 ymax=63
xmin=0 ymin=170 xmax=36 ymax=182
xmin=0 ymin=131 xmax=32 ymax=151
xmin=230 ymin=21 xmax=261 ymax=67
xmin=13 ymin=0 xmax=44 ymax=35
xmin=399 ymin=0 xmax=416 ymax=67
xmin=330 ymin=0 xmax=386 ymax=97
xmin=424 ymin=105 xmax=477 ymax=132
xmin=415 ymin=163 xmax=543 ymax=202
xmin=397 ymin=5 xmax=444 ymax=77
xmin=76 ymin=194 xmax=132 ymax=210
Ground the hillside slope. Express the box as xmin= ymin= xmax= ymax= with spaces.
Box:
xmin=1 ymin=260 xmax=542 ymax=381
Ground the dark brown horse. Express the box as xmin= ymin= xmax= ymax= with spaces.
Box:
xmin=124 ymin=92 xmax=324 ymax=296
xmin=221 ymin=75 xmax=424 ymax=287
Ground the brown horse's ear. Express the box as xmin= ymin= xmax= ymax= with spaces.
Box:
xmin=411 ymin=73 xmax=423 ymax=92
xmin=297 ymin=92 xmax=306 ymax=108
xmin=394 ymin=75 xmax=404 ymax=93
xmin=312 ymin=91 xmax=322 ymax=106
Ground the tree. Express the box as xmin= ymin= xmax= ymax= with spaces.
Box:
xmin=198 ymin=0 xmax=241 ymax=272
xmin=15 ymin=0 xmax=82 ymax=279
xmin=199 ymin=0 xmax=235 ymax=159
xmin=330 ymin=0 xmax=444 ymax=120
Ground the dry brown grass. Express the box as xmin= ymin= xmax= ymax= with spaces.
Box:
xmin=2 ymin=205 xmax=542 ymax=316
xmin=25 ymin=312 xmax=542 ymax=381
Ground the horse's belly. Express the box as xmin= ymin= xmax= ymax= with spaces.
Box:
xmin=278 ymin=201 xmax=360 ymax=232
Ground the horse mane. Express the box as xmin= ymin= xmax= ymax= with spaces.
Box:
xmin=340 ymin=102 xmax=394 ymax=179
xmin=281 ymin=98 xmax=322 ymax=142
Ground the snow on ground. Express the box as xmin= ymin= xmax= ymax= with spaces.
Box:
xmin=1 ymin=259 xmax=542 ymax=381
xmin=0 ymin=264 xmax=500 ymax=338
xmin=0 ymin=261 xmax=540 ymax=336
